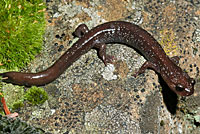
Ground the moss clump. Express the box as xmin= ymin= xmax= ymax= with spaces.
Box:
xmin=0 ymin=114 xmax=45 ymax=133
xmin=24 ymin=86 xmax=48 ymax=105
xmin=12 ymin=100 xmax=24 ymax=110
xmin=0 ymin=0 xmax=46 ymax=69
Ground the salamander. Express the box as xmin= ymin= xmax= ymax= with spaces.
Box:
xmin=0 ymin=21 xmax=195 ymax=96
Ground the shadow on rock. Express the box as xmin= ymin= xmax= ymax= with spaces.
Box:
xmin=159 ymin=75 xmax=178 ymax=115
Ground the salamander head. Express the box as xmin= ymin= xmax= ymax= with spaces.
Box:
xmin=163 ymin=67 xmax=195 ymax=96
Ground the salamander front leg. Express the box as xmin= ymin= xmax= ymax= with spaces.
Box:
xmin=94 ymin=43 xmax=115 ymax=65
xmin=133 ymin=61 xmax=160 ymax=77
xmin=73 ymin=24 xmax=89 ymax=38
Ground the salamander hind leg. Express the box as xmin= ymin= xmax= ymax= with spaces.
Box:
xmin=94 ymin=43 xmax=115 ymax=65
xmin=133 ymin=61 xmax=160 ymax=77
xmin=73 ymin=24 xmax=89 ymax=38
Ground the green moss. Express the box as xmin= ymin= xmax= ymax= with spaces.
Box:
xmin=24 ymin=86 xmax=48 ymax=105
xmin=0 ymin=85 xmax=48 ymax=113
xmin=1 ymin=84 xmax=24 ymax=112
xmin=12 ymin=100 xmax=24 ymax=110
xmin=0 ymin=114 xmax=45 ymax=133
xmin=0 ymin=0 xmax=46 ymax=69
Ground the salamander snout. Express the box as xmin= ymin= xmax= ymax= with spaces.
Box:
xmin=175 ymin=78 xmax=195 ymax=96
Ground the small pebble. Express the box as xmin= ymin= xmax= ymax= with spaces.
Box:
xmin=58 ymin=45 xmax=64 ymax=52
xmin=141 ymin=88 xmax=145 ymax=92
xmin=61 ymin=33 xmax=65 ymax=37
xmin=54 ymin=117 xmax=58 ymax=120
xmin=56 ymin=34 xmax=60 ymax=39
xmin=65 ymin=102 xmax=69 ymax=106
xmin=55 ymin=122 xmax=59 ymax=126
xmin=136 ymin=95 xmax=140 ymax=98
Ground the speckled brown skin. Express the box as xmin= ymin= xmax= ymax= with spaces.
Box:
xmin=0 ymin=21 xmax=195 ymax=96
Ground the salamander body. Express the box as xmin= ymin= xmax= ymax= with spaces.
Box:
xmin=0 ymin=21 xmax=195 ymax=96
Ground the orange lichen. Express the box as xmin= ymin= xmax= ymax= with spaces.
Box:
xmin=96 ymin=0 xmax=130 ymax=21
xmin=0 ymin=92 xmax=12 ymax=115
xmin=1 ymin=97 xmax=11 ymax=115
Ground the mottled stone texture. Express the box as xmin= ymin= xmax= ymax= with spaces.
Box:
xmin=13 ymin=0 xmax=200 ymax=133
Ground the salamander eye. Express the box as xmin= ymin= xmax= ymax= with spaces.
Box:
xmin=191 ymin=79 xmax=195 ymax=85
xmin=176 ymin=84 xmax=184 ymax=92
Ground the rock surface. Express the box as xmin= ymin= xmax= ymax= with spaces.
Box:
xmin=6 ymin=0 xmax=200 ymax=133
